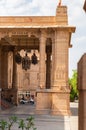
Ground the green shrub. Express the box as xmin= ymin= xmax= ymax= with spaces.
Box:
xmin=69 ymin=70 xmax=78 ymax=102
xmin=0 ymin=120 xmax=8 ymax=130
xmin=0 ymin=116 xmax=37 ymax=130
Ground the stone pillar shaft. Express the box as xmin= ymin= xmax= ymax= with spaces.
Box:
xmin=39 ymin=30 xmax=46 ymax=89
xmin=0 ymin=47 xmax=1 ymax=111
xmin=52 ymin=30 xmax=69 ymax=89
xmin=0 ymin=47 xmax=2 ymax=89
xmin=46 ymin=48 xmax=51 ymax=89
xmin=1 ymin=50 xmax=8 ymax=89
xmin=12 ymin=48 xmax=18 ymax=105
xmin=51 ymin=36 xmax=55 ymax=88
xmin=12 ymin=48 xmax=18 ymax=89
xmin=51 ymin=30 xmax=70 ymax=115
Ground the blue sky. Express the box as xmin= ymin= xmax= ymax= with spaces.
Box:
xmin=0 ymin=0 xmax=86 ymax=77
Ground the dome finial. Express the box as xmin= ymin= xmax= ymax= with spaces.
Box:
xmin=58 ymin=0 xmax=62 ymax=6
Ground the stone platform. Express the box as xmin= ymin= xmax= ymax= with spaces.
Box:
xmin=36 ymin=89 xmax=70 ymax=115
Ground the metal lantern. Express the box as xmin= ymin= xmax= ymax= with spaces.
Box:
xmin=15 ymin=52 xmax=22 ymax=64
xmin=22 ymin=53 xmax=31 ymax=70
xmin=31 ymin=52 xmax=38 ymax=65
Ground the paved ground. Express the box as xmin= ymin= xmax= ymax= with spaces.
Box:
xmin=0 ymin=102 xmax=78 ymax=130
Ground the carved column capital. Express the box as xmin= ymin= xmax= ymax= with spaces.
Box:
xmin=39 ymin=29 xmax=47 ymax=40
xmin=0 ymin=32 xmax=6 ymax=40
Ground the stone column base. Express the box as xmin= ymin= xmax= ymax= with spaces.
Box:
xmin=36 ymin=89 xmax=51 ymax=115
xmin=51 ymin=92 xmax=71 ymax=115
xmin=36 ymin=89 xmax=71 ymax=116
xmin=3 ymin=88 xmax=18 ymax=105
xmin=12 ymin=88 xmax=18 ymax=106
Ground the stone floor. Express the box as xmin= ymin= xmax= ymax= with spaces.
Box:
xmin=0 ymin=102 xmax=78 ymax=130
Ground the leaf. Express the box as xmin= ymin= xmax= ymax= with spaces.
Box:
xmin=18 ymin=119 xmax=25 ymax=130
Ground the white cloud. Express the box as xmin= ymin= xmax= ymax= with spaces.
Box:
xmin=0 ymin=0 xmax=86 ymax=77
xmin=0 ymin=0 xmax=57 ymax=16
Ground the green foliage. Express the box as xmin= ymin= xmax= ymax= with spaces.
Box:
xmin=18 ymin=119 xmax=25 ymax=130
xmin=0 ymin=116 xmax=37 ymax=130
xmin=0 ymin=120 xmax=8 ymax=130
xmin=69 ymin=70 xmax=78 ymax=101
xmin=26 ymin=116 xmax=37 ymax=130
xmin=8 ymin=116 xmax=18 ymax=130
xmin=9 ymin=116 xmax=18 ymax=123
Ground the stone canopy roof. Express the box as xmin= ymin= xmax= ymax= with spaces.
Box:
xmin=0 ymin=5 xmax=76 ymax=48
xmin=0 ymin=6 xmax=73 ymax=28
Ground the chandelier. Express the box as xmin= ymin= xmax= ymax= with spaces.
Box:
xmin=15 ymin=38 xmax=38 ymax=70
xmin=15 ymin=52 xmax=22 ymax=64
xmin=22 ymin=52 xmax=31 ymax=70
xmin=31 ymin=51 xmax=38 ymax=65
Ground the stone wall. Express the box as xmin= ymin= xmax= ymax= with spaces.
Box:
xmin=78 ymin=53 xmax=86 ymax=130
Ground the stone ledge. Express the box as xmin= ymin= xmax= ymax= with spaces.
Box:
xmin=36 ymin=88 xmax=70 ymax=93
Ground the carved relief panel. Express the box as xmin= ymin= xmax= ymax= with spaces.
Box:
xmin=55 ymin=66 xmax=66 ymax=80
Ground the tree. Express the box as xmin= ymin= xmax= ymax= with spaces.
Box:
xmin=69 ymin=70 xmax=78 ymax=101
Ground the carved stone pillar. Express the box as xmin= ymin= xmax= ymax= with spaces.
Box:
xmin=0 ymin=48 xmax=11 ymax=101
xmin=4 ymin=51 xmax=8 ymax=89
xmin=46 ymin=47 xmax=51 ymax=89
xmin=52 ymin=30 xmax=69 ymax=90
xmin=1 ymin=50 xmax=8 ymax=89
xmin=12 ymin=47 xmax=18 ymax=105
xmin=0 ymin=47 xmax=2 ymax=89
xmin=0 ymin=47 xmax=1 ymax=111
xmin=51 ymin=30 xmax=70 ymax=115
xmin=51 ymin=35 xmax=55 ymax=88
xmin=39 ymin=30 xmax=46 ymax=89
xmin=12 ymin=48 xmax=18 ymax=89
xmin=36 ymin=30 xmax=51 ymax=114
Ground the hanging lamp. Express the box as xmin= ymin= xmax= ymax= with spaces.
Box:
xmin=31 ymin=39 xmax=38 ymax=65
xmin=22 ymin=52 xmax=31 ymax=70
xmin=15 ymin=52 xmax=22 ymax=64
